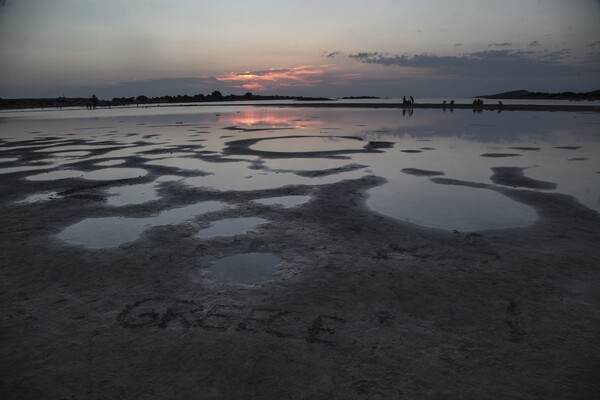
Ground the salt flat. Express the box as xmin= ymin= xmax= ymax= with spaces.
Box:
xmin=0 ymin=105 xmax=598 ymax=399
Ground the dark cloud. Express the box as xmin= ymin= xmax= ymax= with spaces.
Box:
xmin=528 ymin=41 xmax=540 ymax=47
xmin=585 ymin=40 xmax=600 ymax=48
xmin=454 ymin=43 xmax=463 ymax=47
xmin=538 ymin=49 xmax=569 ymax=61
xmin=324 ymin=51 xmax=342 ymax=58
xmin=489 ymin=42 xmax=513 ymax=47
xmin=349 ymin=52 xmax=379 ymax=59
xmin=347 ymin=49 xmax=584 ymax=79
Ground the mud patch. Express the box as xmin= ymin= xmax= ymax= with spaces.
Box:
xmin=401 ymin=168 xmax=445 ymax=177
xmin=490 ymin=167 xmax=557 ymax=190
xmin=480 ymin=153 xmax=522 ymax=158
xmin=207 ymin=253 xmax=281 ymax=284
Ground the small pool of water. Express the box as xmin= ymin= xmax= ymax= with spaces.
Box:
xmin=197 ymin=217 xmax=268 ymax=237
xmin=254 ymin=195 xmax=311 ymax=208
xmin=26 ymin=167 xmax=147 ymax=181
xmin=367 ymin=177 xmax=537 ymax=231
xmin=207 ymin=253 xmax=281 ymax=284
xmin=251 ymin=136 xmax=366 ymax=152
xmin=105 ymin=176 xmax=181 ymax=206
xmin=264 ymin=158 xmax=347 ymax=171
xmin=57 ymin=200 xmax=226 ymax=248
xmin=95 ymin=159 xmax=126 ymax=166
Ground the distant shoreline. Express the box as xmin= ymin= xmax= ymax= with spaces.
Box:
xmin=2 ymin=101 xmax=599 ymax=113
xmin=271 ymin=102 xmax=600 ymax=112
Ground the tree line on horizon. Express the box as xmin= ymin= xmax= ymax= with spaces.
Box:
xmin=0 ymin=91 xmax=332 ymax=110
xmin=1 ymin=89 xmax=599 ymax=110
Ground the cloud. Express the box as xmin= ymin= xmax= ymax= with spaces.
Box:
xmin=585 ymin=40 xmax=600 ymax=48
xmin=528 ymin=41 xmax=540 ymax=47
xmin=324 ymin=51 xmax=342 ymax=58
xmin=216 ymin=65 xmax=338 ymax=92
xmin=347 ymin=49 xmax=582 ymax=79
xmin=349 ymin=52 xmax=379 ymax=60
xmin=489 ymin=42 xmax=513 ymax=47
xmin=454 ymin=43 xmax=463 ymax=47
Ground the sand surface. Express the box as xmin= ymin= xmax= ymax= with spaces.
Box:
xmin=1 ymin=115 xmax=599 ymax=399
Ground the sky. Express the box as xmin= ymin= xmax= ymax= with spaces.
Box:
xmin=0 ymin=0 xmax=599 ymax=99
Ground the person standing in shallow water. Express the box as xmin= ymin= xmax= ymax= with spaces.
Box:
xmin=410 ymin=96 xmax=414 ymax=105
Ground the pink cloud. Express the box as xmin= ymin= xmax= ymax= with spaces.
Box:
xmin=216 ymin=65 xmax=337 ymax=91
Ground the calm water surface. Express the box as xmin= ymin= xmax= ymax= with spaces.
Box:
xmin=1 ymin=105 xmax=598 ymax=234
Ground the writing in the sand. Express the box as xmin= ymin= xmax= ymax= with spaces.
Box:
xmin=117 ymin=298 xmax=345 ymax=345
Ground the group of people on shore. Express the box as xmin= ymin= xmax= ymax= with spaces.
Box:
xmin=402 ymin=96 xmax=414 ymax=105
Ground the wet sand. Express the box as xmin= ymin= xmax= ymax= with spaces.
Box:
xmin=1 ymin=117 xmax=599 ymax=399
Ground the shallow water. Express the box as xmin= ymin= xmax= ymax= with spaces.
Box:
xmin=26 ymin=167 xmax=147 ymax=181
xmin=251 ymin=136 xmax=366 ymax=152
xmin=2 ymin=106 xmax=598 ymax=232
xmin=254 ymin=195 xmax=311 ymax=208
xmin=208 ymin=253 xmax=281 ymax=284
xmin=57 ymin=201 xmax=226 ymax=248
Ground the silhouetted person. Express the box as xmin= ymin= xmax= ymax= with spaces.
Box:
xmin=91 ymin=94 xmax=98 ymax=110
xmin=410 ymin=96 xmax=414 ymax=105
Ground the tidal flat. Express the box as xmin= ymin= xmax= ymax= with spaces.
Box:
xmin=1 ymin=105 xmax=599 ymax=399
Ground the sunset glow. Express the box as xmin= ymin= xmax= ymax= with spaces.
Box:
xmin=220 ymin=111 xmax=322 ymax=129
xmin=0 ymin=0 xmax=598 ymax=98
xmin=217 ymin=66 xmax=336 ymax=92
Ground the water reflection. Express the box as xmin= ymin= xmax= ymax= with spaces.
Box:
xmin=1 ymin=106 xmax=598 ymax=235
xmin=208 ymin=253 xmax=281 ymax=284
xmin=57 ymin=201 xmax=226 ymax=248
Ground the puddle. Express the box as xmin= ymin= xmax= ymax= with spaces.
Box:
xmin=264 ymin=158 xmax=346 ymax=171
xmin=82 ymin=168 xmax=148 ymax=180
xmin=140 ymin=152 xmax=198 ymax=159
xmin=0 ymin=157 xmax=19 ymax=163
xmin=95 ymin=159 xmax=126 ymax=166
xmin=251 ymin=136 xmax=365 ymax=152
xmin=26 ymin=168 xmax=147 ymax=181
xmin=254 ymin=195 xmax=311 ymax=208
xmin=145 ymin=157 xmax=220 ymax=172
xmin=0 ymin=165 xmax=57 ymax=175
xmin=197 ymin=217 xmax=268 ymax=237
xmin=207 ymin=253 xmax=281 ymax=284
xmin=106 ymin=183 xmax=159 ymax=206
xmin=105 ymin=176 xmax=181 ymax=206
xmin=52 ymin=151 xmax=91 ymax=157
xmin=367 ymin=177 xmax=537 ymax=231
xmin=26 ymin=169 xmax=85 ymax=180
xmin=182 ymin=167 xmax=367 ymax=191
xmin=34 ymin=144 xmax=123 ymax=153
xmin=57 ymin=201 xmax=226 ymax=248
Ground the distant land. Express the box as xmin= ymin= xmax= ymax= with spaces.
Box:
xmin=2 ymin=90 xmax=600 ymax=111
xmin=0 ymin=91 xmax=331 ymax=110
xmin=478 ymin=89 xmax=600 ymax=101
